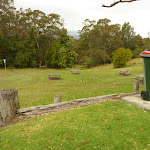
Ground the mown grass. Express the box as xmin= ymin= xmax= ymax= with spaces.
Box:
xmin=0 ymin=58 xmax=149 ymax=150
xmin=0 ymin=58 xmax=144 ymax=108
xmin=1 ymin=101 xmax=150 ymax=150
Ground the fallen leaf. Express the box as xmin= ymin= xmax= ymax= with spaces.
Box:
xmin=140 ymin=128 xmax=144 ymax=131
xmin=101 ymin=127 xmax=106 ymax=129
xmin=78 ymin=141 xmax=90 ymax=147
xmin=66 ymin=137 xmax=74 ymax=140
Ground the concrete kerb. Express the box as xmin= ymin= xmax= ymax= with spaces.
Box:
xmin=121 ymin=94 xmax=150 ymax=111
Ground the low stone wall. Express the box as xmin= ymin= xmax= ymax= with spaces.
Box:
xmin=17 ymin=93 xmax=135 ymax=117
xmin=0 ymin=89 xmax=20 ymax=127
xmin=0 ymin=92 xmax=138 ymax=128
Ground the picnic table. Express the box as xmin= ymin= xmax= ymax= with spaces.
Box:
xmin=48 ymin=73 xmax=61 ymax=80
xmin=132 ymin=74 xmax=144 ymax=92
xmin=39 ymin=66 xmax=47 ymax=70
xmin=70 ymin=69 xmax=80 ymax=74
xmin=119 ymin=69 xmax=130 ymax=76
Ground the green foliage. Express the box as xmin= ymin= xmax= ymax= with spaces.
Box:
xmin=82 ymin=56 xmax=94 ymax=68
xmin=129 ymin=34 xmax=144 ymax=51
xmin=15 ymin=52 xmax=28 ymax=68
xmin=142 ymin=38 xmax=150 ymax=50
xmin=76 ymin=18 xmax=124 ymax=67
xmin=0 ymin=1 xmax=67 ymax=68
xmin=0 ymin=59 xmax=3 ymax=67
xmin=112 ymin=48 xmax=133 ymax=68
xmin=133 ymin=48 xmax=144 ymax=58
xmin=45 ymin=43 xmax=60 ymax=68
xmin=45 ymin=42 xmax=77 ymax=68
xmin=0 ymin=2 xmax=149 ymax=69
xmin=89 ymin=48 xmax=110 ymax=66
xmin=121 ymin=22 xmax=136 ymax=49
xmin=57 ymin=47 xmax=67 ymax=68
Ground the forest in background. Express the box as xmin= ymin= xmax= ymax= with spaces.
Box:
xmin=0 ymin=0 xmax=150 ymax=68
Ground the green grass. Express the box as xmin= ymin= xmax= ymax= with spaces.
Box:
xmin=1 ymin=101 xmax=150 ymax=150
xmin=0 ymin=58 xmax=149 ymax=150
xmin=0 ymin=58 xmax=144 ymax=108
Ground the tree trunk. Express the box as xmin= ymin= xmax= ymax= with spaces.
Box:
xmin=0 ymin=89 xmax=20 ymax=127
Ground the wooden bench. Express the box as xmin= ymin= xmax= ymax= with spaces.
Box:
xmin=70 ymin=69 xmax=80 ymax=74
xmin=119 ymin=69 xmax=130 ymax=76
xmin=48 ymin=74 xmax=61 ymax=80
xmin=39 ymin=66 xmax=47 ymax=70
xmin=132 ymin=74 xmax=144 ymax=92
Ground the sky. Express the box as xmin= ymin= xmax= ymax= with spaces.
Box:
xmin=14 ymin=0 xmax=150 ymax=38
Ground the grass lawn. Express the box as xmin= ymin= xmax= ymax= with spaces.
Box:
xmin=0 ymin=58 xmax=149 ymax=150
xmin=0 ymin=58 xmax=144 ymax=108
xmin=1 ymin=101 xmax=150 ymax=150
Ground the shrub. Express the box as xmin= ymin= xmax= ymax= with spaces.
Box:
xmin=112 ymin=48 xmax=133 ymax=68
xmin=82 ymin=56 xmax=94 ymax=68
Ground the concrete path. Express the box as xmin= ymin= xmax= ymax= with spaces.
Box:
xmin=121 ymin=94 xmax=150 ymax=111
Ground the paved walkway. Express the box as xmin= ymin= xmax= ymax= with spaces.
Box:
xmin=121 ymin=94 xmax=150 ymax=111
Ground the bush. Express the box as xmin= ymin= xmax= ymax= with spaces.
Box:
xmin=82 ymin=57 xmax=94 ymax=68
xmin=89 ymin=48 xmax=110 ymax=66
xmin=112 ymin=48 xmax=133 ymax=68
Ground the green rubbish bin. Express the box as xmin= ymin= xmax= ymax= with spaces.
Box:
xmin=140 ymin=49 xmax=150 ymax=100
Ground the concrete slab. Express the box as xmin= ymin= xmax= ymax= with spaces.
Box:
xmin=121 ymin=94 xmax=150 ymax=111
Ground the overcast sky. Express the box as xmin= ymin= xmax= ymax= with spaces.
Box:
xmin=14 ymin=0 xmax=150 ymax=38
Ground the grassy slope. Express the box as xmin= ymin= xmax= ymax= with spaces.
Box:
xmin=1 ymin=58 xmax=150 ymax=150
xmin=0 ymin=58 xmax=144 ymax=108
xmin=0 ymin=101 xmax=150 ymax=150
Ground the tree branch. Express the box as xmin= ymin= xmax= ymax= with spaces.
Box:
xmin=102 ymin=0 xmax=139 ymax=8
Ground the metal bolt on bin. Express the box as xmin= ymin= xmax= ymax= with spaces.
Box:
xmin=140 ymin=49 xmax=150 ymax=100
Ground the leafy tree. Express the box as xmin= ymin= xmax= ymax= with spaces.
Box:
xmin=130 ymin=34 xmax=144 ymax=50
xmin=45 ymin=30 xmax=77 ymax=68
xmin=0 ymin=1 xmax=144 ymax=69
xmin=112 ymin=48 xmax=133 ymax=68
xmin=0 ymin=1 xmax=69 ymax=68
xmin=130 ymin=35 xmax=144 ymax=58
xmin=121 ymin=22 xmax=136 ymax=49
xmin=45 ymin=43 xmax=60 ymax=68
xmin=142 ymin=38 xmax=150 ymax=50
xmin=76 ymin=18 xmax=124 ymax=67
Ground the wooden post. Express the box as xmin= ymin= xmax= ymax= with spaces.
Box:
xmin=54 ymin=94 xmax=61 ymax=104
xmin=133 ymin=80 xmax=139 ymax=92
xmin=0 ymin=89 xmax=20 ymax=127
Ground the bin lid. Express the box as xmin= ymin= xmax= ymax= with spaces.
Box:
xmin=140 ymin=49 xmax=150 ymax=57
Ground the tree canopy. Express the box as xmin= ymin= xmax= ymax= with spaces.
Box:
xmin=0 ymin=0 xmax=77 ymax=68
xmin=0 ymin=0 xmax=149 ymax=69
